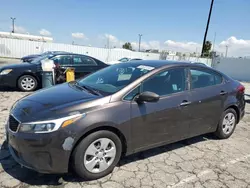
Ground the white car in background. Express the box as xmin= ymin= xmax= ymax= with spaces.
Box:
xmin=106 ymin=57 xmax=142 ymax=65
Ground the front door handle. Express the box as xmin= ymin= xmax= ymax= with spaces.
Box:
xmin=220 ymin=91 xmax=228 ymax=95
xmin=180 ymin=101 xmax=191 ymax=106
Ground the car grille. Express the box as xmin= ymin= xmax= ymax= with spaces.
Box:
xmin=9 ymin=115 xmax=20 ymax=132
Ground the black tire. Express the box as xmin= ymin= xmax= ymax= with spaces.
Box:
xmin=17 ymin=75 xmax=38 ymax=91
xmin=72 ymin=130 xmax=122 ymax=180
xmin=214 ymin=108 xmax=237 ymax=139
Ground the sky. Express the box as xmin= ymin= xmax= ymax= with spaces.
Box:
xmin=0 ymin=0 xmax=250 ymax=57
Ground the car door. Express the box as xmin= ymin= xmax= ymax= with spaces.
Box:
xmin=127 ymin=67 xmax=192 ymax=152
xmin=187 ymin=67 xmax=228 ymax=137
xmin=72 ymin=55 xmax=99 ymax=79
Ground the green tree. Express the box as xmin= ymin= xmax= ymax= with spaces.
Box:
xmin=202 ymin=41 xmax=212 ymax=57
xmin=122 ymin=42 xmax=133 ymax=50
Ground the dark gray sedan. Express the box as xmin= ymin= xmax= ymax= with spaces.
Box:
xmin=6 ymin=60 xmax=245 ymax=180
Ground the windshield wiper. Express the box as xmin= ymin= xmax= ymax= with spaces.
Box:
xmin=81 ymin=85 xmax=101 ymax=96
xmin=73 ymin=81 xmax=100 ymax=96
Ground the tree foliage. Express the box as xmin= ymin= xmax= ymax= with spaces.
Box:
xmin=122 ymin=42 xmax=133 ymax=50
xmin=202 ymin=41 xmax=212 ymax=57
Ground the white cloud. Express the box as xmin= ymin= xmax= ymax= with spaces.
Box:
xmin=104 ymin=34 xmax=118 ymax=43
xmin=162 ymin=36 xmax=250 ymax=57
xmin=10 ymin=25 xmax=27 ymax=34
xmin=164 ymin=40 xmax=201 ymax=53
xmin=72 ymin=32 xmax=87 ymax=39
xmin=39 ymin=29 xmax=51 ymax=36
xmin=217 ymin=36 xmax=250 ymax=57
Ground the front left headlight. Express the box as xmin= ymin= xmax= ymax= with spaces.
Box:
xmin=19 ymin=113 xmax=85 ymax=133
xmin=0 ymin=69 xmax=13 ymax=75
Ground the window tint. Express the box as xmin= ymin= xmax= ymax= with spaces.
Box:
xmin=72 ymin=55 xmax=97 ymax=66
xmin=142 ymin=68 xmax=186 ymax=96
xmin=51 ymin=55 xmax=71 ymax=65
xmin=190 ymin=68 xmax=223 ymax=89
xmin=124 ymin=86 xmax=140 ymax=101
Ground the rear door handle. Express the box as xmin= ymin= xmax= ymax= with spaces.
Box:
xmin=220 ymin=91 xmax=228 ymax=95
xmin=180 ymin=101 xmax=191 ymax=106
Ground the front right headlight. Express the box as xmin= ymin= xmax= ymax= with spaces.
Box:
xmin=0 ymin=69 xmax=13 ymax=75
xmin=19 ymin=113 xmax=85 ymax=133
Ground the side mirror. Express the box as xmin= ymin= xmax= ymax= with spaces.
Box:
xmin=136 ymin=91 xmax=160 ymax=103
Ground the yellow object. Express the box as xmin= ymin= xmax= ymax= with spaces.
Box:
xmin=61 ymin=116 xmax=81 ymax=128
xmin=66 ymin=68 xmax=75 ymax=82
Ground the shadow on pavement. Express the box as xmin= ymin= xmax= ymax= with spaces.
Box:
xmin=0 ymin=133 xmax=215 ymax=186
xmin=0 ymin=86 xmax=18 ymax=92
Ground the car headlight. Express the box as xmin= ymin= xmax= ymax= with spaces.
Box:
xmin=0 ymin=69 xmax=13 ymax=75
xmin=19 ymin=113 xmax=85 ymax=133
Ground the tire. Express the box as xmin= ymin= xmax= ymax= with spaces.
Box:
xmin=18 ymin=75 xmax=38 ymax=91
xmin=72 ymin=130 xmax=122 ymax=180
xmin=214 ymin=108 xmax=237 ymax=139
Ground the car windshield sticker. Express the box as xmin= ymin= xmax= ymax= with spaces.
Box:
xmin=137 ymin=65 xmax=155 ymax=71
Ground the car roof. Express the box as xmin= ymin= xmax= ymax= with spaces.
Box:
xmin=125 ymin=60 xmax=192 ymax=68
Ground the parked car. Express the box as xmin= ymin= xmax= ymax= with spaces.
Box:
xmin=0 ymin=52 xmax=108 ymax=91
xmin=21 ymin=51 xmax=66 ymax=63
xmin=107 ymin=57 xmax=142 ymax=65
xmin=6 ymin=60 xmax=245 ymax=180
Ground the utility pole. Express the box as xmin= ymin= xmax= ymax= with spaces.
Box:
xmin=138 ymin=34 xmax=142 ymax=52
xmin=107 ymin=36 xmax=110 ymax=49
xmin=225 ymin=45 xmax=228 ymax=57
xmin=201 ymin=0 xmax=214 ymax=57
xmin=10 ymin=17 xmax=16 ymax=33
xmin=212 ymin=32 xmax=216 ymax=51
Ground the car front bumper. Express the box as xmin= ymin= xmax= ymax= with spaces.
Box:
xmin=0 ymin=74 xmax=17 ymax=88
xmin=6 ymin=127 xmax=73 ymax=174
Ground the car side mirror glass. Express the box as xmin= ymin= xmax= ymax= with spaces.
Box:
xmin=136 ymin=91 xmax=160 ymax=103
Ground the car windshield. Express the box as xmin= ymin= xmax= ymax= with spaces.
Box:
xmin=77 ymin=63 xmax=156 ymax=95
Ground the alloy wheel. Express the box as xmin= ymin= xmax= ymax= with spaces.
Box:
xmin=21 ymin=77 xmax=36 ymax=91
xmin=222 ymin=112 xmax=236 ymax=135
xmin=84 ymin=138 xmax=116 ymax=173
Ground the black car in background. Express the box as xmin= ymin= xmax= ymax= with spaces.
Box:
xmin=21 ymin=51 xmax=66 ymax=63
xmin=0 ymin=52 xmax=108 ymax=91
xmin=6 ymin=61 xmax=245 ymax=180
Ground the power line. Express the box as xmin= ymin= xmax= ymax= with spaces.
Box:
xmin=201 ymin=0 xmax=214 ymax=57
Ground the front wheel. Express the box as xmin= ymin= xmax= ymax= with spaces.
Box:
xmin=72 ymin=130 xmax=122 ymax=180
xmin=17 ymin=75 xmax=38 ymax=91
xmin=214 ymin=108 xmax=237 ymax=139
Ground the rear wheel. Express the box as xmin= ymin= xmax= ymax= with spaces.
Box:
xmin=214 ymin=108 xmax=237 ymax=139
xmin=18 ymin=75 xmax=38 ymax=91
xmin=72 ymin=130 xmax=122 ymax=180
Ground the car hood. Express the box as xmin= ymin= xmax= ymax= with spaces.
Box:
xmin=11 ymin=83 xmax=107 ymax=122
xmin=0 ymin=62 xmax=35 ymax=70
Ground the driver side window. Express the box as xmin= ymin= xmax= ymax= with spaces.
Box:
xmin=124 ymin=86 xmax=140 ymax=101
xmin=142 ymin=68 xmax=186 ymax=96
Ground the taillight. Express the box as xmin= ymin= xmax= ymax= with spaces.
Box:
xmin=237 ymin=85 xmax=245 ymax=93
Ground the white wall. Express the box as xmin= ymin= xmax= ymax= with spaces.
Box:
xmin=212 ymin=57 xmax=250 ymax=81
xmin=0 ymin=38 xmax=159 ymax=62
xmin=0 ymin=37 xmax=212 ymax=65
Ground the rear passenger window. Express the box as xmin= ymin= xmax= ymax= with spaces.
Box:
xmin=72 ymin=55 xmax=97 ymax=66
xmin=190 ymin=69 xmax=223 ymax=89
